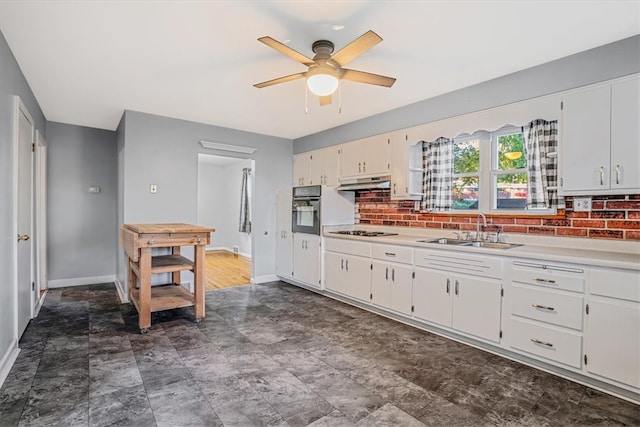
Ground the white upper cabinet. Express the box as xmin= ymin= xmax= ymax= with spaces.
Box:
xmin=293 ymin=153 xmax=311 ymax=186
xmin=390 ymin=131 xmax=424 ymax=200
xmin=339 ymin=135 xmax=390 ymax=179
xmin=293 ymin=146 xmax=340 ymax=187
xmin=560 ymin=75 xmax=640 ymax=195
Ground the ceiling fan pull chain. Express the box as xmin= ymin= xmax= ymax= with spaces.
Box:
xmin=305 ymin=85 xmax=308 ymax=114
xmin=338 ymin=81 xmax=342 ymax=114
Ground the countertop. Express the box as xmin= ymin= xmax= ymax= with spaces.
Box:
xmin=323 ymin=227 xmax=640 ymax=271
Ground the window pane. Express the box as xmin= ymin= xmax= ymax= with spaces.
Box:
xmin=496 ymin=173 xmax=527 ymax=209
xmin=454 ymin=139 xmax=480 ymax=174
xmin=453 ymin=176 xmax=478 ymax=210
xmin=497 ymin=133 xmax=526 ymax=170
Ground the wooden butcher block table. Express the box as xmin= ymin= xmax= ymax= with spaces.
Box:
xmin=120 ymin=223 xmax=214 ymax=333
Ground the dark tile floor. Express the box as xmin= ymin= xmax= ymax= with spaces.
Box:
xmin=0 ymin=282 xmax=638 ymax=427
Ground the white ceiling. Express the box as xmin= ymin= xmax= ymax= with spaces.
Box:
xmin=1 ymin=1 xmax=638 ymax=140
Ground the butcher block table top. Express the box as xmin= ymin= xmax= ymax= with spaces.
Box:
xmin=123 ymin=223 xmax=214 ymax=234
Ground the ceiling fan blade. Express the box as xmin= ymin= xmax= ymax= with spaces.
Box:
xmin=319 ymin=95 xmax=332 ymax=106
xmin=331 ymin=30 xmax=383 ymax=66
xmin=258 ymin=36 xmax=315 ymax=66
xmin=254 ymin=72 xmax=306 ymax=89
xmin=341 ymin=69 xmax=396 ymax=87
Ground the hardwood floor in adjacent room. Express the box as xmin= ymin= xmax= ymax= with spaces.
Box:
xmin=205 ymin=250 xmax=251 ymax=291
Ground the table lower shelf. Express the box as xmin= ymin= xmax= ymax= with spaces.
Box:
xmin=130 ymin=283 xmax=195 ymax=313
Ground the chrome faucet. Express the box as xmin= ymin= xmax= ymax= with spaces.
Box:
xmin=476 ymin=213 xmax=487 ymax=241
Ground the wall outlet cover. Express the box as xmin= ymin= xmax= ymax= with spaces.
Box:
xmin=150 ymin=184 xmax=158 ymax=194
xmin=574 ymin=197 xmax=592 ymax=212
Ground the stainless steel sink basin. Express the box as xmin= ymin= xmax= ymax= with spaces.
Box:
xmin=469 ymin=241 xmax=523 ymax=249
xmin=417 ymin=238 xmax=470 ymax=245
xmin=418 ymin=237 xmax=523 ymax=249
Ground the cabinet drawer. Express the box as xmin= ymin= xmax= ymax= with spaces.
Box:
xmin=415 ymin=249 xmax=502 ymax=279
xmin=590 ymin=268 xmax=640 ymax=302
xmin=324 ymin=238 xmax=371 ymax=257
xmin=372 ymin=244 xmax=412 ymax=264
xmin=510 ymin=317 xmax=582 ymax=368
xmin=511 ymin=284 xmax=584 ymax=330
xmin=512 ymin=261 xmax=585 ymax=292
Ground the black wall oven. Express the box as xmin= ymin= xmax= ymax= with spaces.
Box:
xmin=292 ymin=185 xmax=321 ymax=235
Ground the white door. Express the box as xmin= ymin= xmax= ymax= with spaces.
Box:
xmin=371 ymin=260 xmax=390 ymax=308
xmin=363 ymin=135 xmax=390 ymax=176
xmin=413 ymin=268 xmax=452 ymax=327
xmin=344 ymin=254 xmax=371 ymax=302
xmin=16 ymin=101 xmax=34 ymax=337
xmin=452 ymin=275 xmax=502 ymax=342
xmin=324 ymin=251 xmax=345 ymax=294
xmin=610 ymin=77 xmax=640 ymax=191
xmin=388 ymin=263 xmax=413 ymax=316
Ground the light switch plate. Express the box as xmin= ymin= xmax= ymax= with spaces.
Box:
xmin=150 ymin=184 xmax=158 ymax=194
xmin=88 ymin=186 xmax=100 ymax=193
xmin=574 ymin=197 xmax=592 ymax=212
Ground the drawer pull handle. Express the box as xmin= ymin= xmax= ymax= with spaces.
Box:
xmin=534 ymin=278 xmax=556 ymax=284
xmin=531 ymin=338 xmax=554 ymax=348
xmin=385 ymin=252 xmax=396 ymax=257
xmin=532 ymin=304 xmax=555 ymax=311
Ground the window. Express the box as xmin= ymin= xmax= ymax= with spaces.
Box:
xmin=423 ymin=123 xmax=559 ymax=215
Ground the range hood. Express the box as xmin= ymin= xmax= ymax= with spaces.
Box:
xmin=336 ymin=175 xmax=391 ymax=191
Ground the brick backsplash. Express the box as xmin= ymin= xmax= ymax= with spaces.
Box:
xmin=355 ymin=191 xmax=640 ymax=240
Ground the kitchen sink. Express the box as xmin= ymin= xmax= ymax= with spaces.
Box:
xmin=417 ymin=238 xmax=470 ymax=245
xmin=418 ymin=237 xmax=523 ymax=250
xmin=468 ymin=241 xmax=523 ymax=249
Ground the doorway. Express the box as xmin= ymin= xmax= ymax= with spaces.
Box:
xmin=197 ymin=154 xmax=254 ymax=290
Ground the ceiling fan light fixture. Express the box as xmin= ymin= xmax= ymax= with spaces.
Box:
xmin=306 ymin=66 xmax=339 ymax=96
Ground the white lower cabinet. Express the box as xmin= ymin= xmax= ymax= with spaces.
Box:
xmin=370 ymin=244 xmax=414 ymax=315
xmin=275 ymin=188 xmax=293 ymax=279
xmin=413 ymin=249 xmax=503 ymax=343
xmin=506 ymin=260 xmax=585 ymax=369
xmin=324 ymin=238 xmax=371 ymax=302
xmin=585 ymin=268 xmax=640 ymax=389
xmin=292 ymin=234 xmax=321 ymax=288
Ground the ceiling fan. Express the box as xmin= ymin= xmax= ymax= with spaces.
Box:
xmin=254 ymin=30 xmax=396 ymax=106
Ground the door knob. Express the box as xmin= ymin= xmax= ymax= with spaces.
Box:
xmin=17 ymin=234 xmax=30 ymax=241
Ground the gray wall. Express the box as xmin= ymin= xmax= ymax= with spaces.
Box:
xmin=295 ymin=35 xmax=640 ymax=152
xmin=117 ymin=111 xmax=292 ymax=289
xmin=46 ymin=122 xmax=117 ymax=283
xmin=0 ymin=30 xmax=46 ymax=371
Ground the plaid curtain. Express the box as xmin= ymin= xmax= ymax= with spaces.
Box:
xmin=239 ymin=168 xmax=251 ymax=233
xmin=421 ymin=137 xmax=454 ymax=211
xmin=524 ymin=120 xmax=563 ymax=209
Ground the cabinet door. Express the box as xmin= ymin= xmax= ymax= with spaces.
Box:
xmin=413 ymin=268 xmax=452 ymax=327
xmin=610 ymin=77 xmax=640 ymax=191
xmin=453 ymin=275 xmax=502 ymax=342
xmin=388 ymin=263 xmax=413 ymax=316
xmin=371 ymin=260 xmax=390 ymax=308
xmin=585 ymin=297 xmax=640 ymax=388
xmin=363 ymin=135 xmax=391 ymax=176
xmin=308 ymin=150 xmax=323 ymax=186
xmin=560 ymin=86 xmax=611 ymax=193
xmin=322 ymin=146 xmax=340 ymax=186
xmin=276 ymin=189 xmax=293 ymax=278
xmin=339 ymin=139 xmax=365 ymax=178
xmin=344 ymin=255 xmax=371 ymax=302
xmin=324 ymin=251 xmax=345 ymax=294
xmin=390 ymin=132 xmax=409 ymax=199
xmin=293 ymin=234 xmax=320 ymax=287
xmin=293 ymin=154 xmax=310 ymax=186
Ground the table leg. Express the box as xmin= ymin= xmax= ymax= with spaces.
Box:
xmin=138 ymin=247 xmax=152 ymax=330
xmin=172 ymin=246 xmax=181 ymax=285
xmin=194 ymin=244 xmax=205 ymax=320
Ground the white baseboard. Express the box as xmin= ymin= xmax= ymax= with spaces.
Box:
xmin=48 ymin=274 xmax=116 ymax=289
xmin=33 ymin=290 xmax=47 ymax=316
xmin=0 ymin=340 xmax=20 ymax=389
xmin=114 ymin=279 xmax=129 ymax=303
xmin=206 ymin=247 xmax=252 ymax=259
xmin=252 ymin=274 xmax=278 ymax=284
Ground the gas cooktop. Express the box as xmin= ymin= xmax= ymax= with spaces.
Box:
xmin=329 ymin=230 xmax=399 ymax=237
